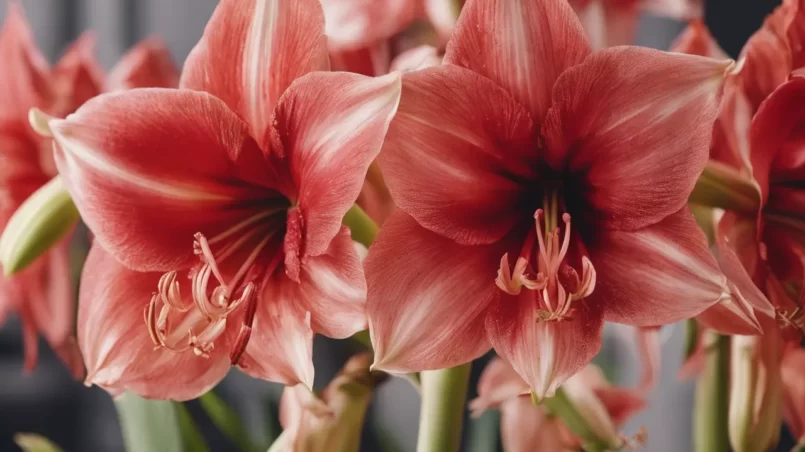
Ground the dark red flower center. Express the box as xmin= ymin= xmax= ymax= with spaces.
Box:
xmin=496 ymin=188 xmax=596 ymax=321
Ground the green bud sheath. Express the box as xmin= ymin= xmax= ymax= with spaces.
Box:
xmin=0 ymin=176 xmax=79 ymax=275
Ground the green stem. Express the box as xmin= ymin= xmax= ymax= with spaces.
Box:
xmin=416 ymin=364 xmax=471 ymax=452
xmin=541 ymin=388 xmax=619 ymax=451
xmin=114 ymin=393 xmax=183 ymax=452
xmin=693 ymin=334 xmax=730 ymax=452
xmin=689 ymin=162 xmax=760 ymax=216
xmin=343 ymin=204 xmax=378 ymax=248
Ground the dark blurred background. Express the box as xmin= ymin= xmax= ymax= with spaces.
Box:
xmin=0 ymin=0 xmax=791 ymax=451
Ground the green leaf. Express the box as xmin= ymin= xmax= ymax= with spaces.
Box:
xmin=114 ymin=393 xmax=183 ymax=452
xmin=199 ymin=392 xmax=256 ymax=452
xmin=13 ymin=434 xmax=64 ymax=452
xmin=176 ymin=403 xmax=209 ymax=452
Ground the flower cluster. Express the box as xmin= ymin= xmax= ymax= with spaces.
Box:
xmin=1 ymin=0 xmax=803 ymax=450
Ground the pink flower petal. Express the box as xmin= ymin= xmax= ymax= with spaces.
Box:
xmin=469 ymin=358 xmax=529 ymax=416
xmin=106 ymin=38 xmax=179 ymax=90
xmin=292 ymin=227 xmax=366 ymax=339
xmin=635 ymin=326 xmax=661 ymax=393
xmin=49 ymin=33 xmax=104 ymax=118
xmin=486 ymin=290 xmax=603 ymax=400
xmin=444 ymin=0 xmax=590 ymax=122
xmin=543 ymin=47 xmax=731 ymax=231
xmin=740 ymin=26 xmax=790 ymax=112
xmin=501 ymin=397 xmax=569 ymax=452
xmin=321 ymin=0 xmax=420 ymax=51
xmin=366 ymin=213 xmax=497 ymax=373
xmin=238 ymin=278 xmax=315 ymax=388
xmin=181 ymin=0 xmax=329 ymax=147
xmin=588 ymin=208 xmax=726 ymax=326
xmin=751 ymin=77 xmax=805 ymax=201
xmin=273 ymin=71 xmax=401 ymax=260
xmin=0 ymin=2 xmax=51 ymax=128
xmin=79 ymin=246 xmax=230 ymax=401
xmin=50 ymin=88 xmax=273 ymax=272
xmin=671 ymin=20 xmax=729 ymax=58
xmin=378 ymin=65 xmax=536 ymax=245
xmin=389 ymin=45 xmax=442 ymax=72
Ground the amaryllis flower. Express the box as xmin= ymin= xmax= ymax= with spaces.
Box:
xmin=366 ymin=0 xmax=737 ymax=397
xmin=276 ymin=353 xmax=382 ymax=452
xmin=677 ymin=6 xmax=805 ymax=338
xmin=572 ymin=0 xmax=702 ymax=49
xmin=470 ymin=359 xmax=645 ymax=451
xmin=43 ymin=0 xmax=401 ymax=399
xmin=0 ymin=3 xmax=177 ymax=377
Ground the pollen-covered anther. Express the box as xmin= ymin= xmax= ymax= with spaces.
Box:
xmin=496 ymin=254 xmax=546 ymax=295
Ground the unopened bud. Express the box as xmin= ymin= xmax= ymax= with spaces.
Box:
xmin=541 ymin=376 xmax=623 ymax=451
xmin=689 ymin=161 xmax=761 ymax=216
xmin=14 ymin=433 xmax=64 ymax=452
xmin=0 ymin=176 xmax=79 ymax=275
xmin=728 ymin=333 xmax=783 ymax=452
xmin=275 ymin=353 xmax=379 ymax=452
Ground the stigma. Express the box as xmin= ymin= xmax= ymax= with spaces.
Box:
xmin=496 ymin=203 xmax=596 ymax=322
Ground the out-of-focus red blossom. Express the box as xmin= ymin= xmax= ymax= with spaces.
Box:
xmin=47 ymin=0 xmax=401 ymax=400
xmin=571 ymin=0 xmax=701 ymax=49
xmin=0 ymin=3 xmax=178 ymax=378
xmin=365 ymin=0 xmax=736 ymax=398
xmin=782 ymin=346 xmax=805 ymax=443
xmin=675 ymin=2 xmax=805 ymax=340
xmin=470 ymin=358 xmax=645 ymax=451
xmin=323 ymin=0 xmax=455 ymax=76
xmin=278 ymin=354 xmax=381 ymax=452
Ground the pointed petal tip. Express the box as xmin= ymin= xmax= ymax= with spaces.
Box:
xmin=28 ymin=107 xmax=54 ymax=137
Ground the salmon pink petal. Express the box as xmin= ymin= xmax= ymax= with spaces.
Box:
xmin=107 ymin=38 xmax=179 ymax=90
xmin=49 ymin=33 xmax=104 ymax=118
xmin=366 ymin=213 xmax=496 ymax=373
xmin=696 ymin=231 xmax=775 ymax=335
xmin=501 ymin=397 xmax=568 ymax=452
xmin=486 ymin=290 xmax=603 ymax=400
xmin=751 ymin=77 xmax=805 ymax=201
xmin=592 ymin=386 xmax=646 ymax=426
xmin=740 ymin=27 xmax=790 ymax=112
xmin=329 ymin=44 xmax=391 ymax=76
xmin=642 ymin=0 xmax=703 ymax=19
xmin=588 ymin=208 xmax=726 ymax=326
xmin=389 ymin=45 xmax=442 ymax=72
xmin=50 ymin=89 xmax=271 ymax=272
xmin=671 ymin=20 xmax=728 ymax=58
xmin=181 ymin=0 xmax=329 ymax=147
xmin=272 ymin=72 xmax=401 ymax=263
xmin=469 ymin=358 xmax=529 ymax=416
xmin=600 ymin=3 xmax=640 ymax=48
xmin=635 ymin=326 xmax=661 ymax=392
xmin=0 ymin=2 xmax=51 ymax=127
xmin=444 ymin=0 xmax=590 ymax=122
xmin=321 ymin=0 xmax=420 ymax=51
xmin=238 ymin=279 xmax=315 ymax=388
xmin=79 ymin=246 xmax=230 ymax=401
xmin=293 ymin=227 xmax=366 ymax=338
xmin=379 ymin=65 xmax=536 ymax=245
xmin=543 ymin=48 xmax=731 ymax=231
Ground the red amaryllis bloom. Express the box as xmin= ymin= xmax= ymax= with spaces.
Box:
xmin=470 ymin=359 xmax=645 ymax=451
xmin=324 ymin=0 xmax=456 ymax=76
xmin=0 ymin=3 xmax=178 ymax=377
xmin=676 ymin=6 xmax=805 ymax=338
xmin=572 ymin=0 xmax=701 ymax=49
xmin=46 ymin=0 xmax=401 ymax=399
xmin=366 ymin=0 xmax=736 ymax=397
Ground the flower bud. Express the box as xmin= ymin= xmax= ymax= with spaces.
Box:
xmin=275 ymin=353 xmax=383 ymax=452
xmin=689 ymin=161 xmax=761 ymax=216
xmin=0 ymin=175 xmax=79 ymax=275
xmin=728 ymin=332 xmax=783 ymax=452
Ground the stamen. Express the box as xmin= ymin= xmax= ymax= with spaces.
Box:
xmin=496 ymin=202 xmax=596 ymax=322
xmin=230 ymin=284 xmax=257 ymax=366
